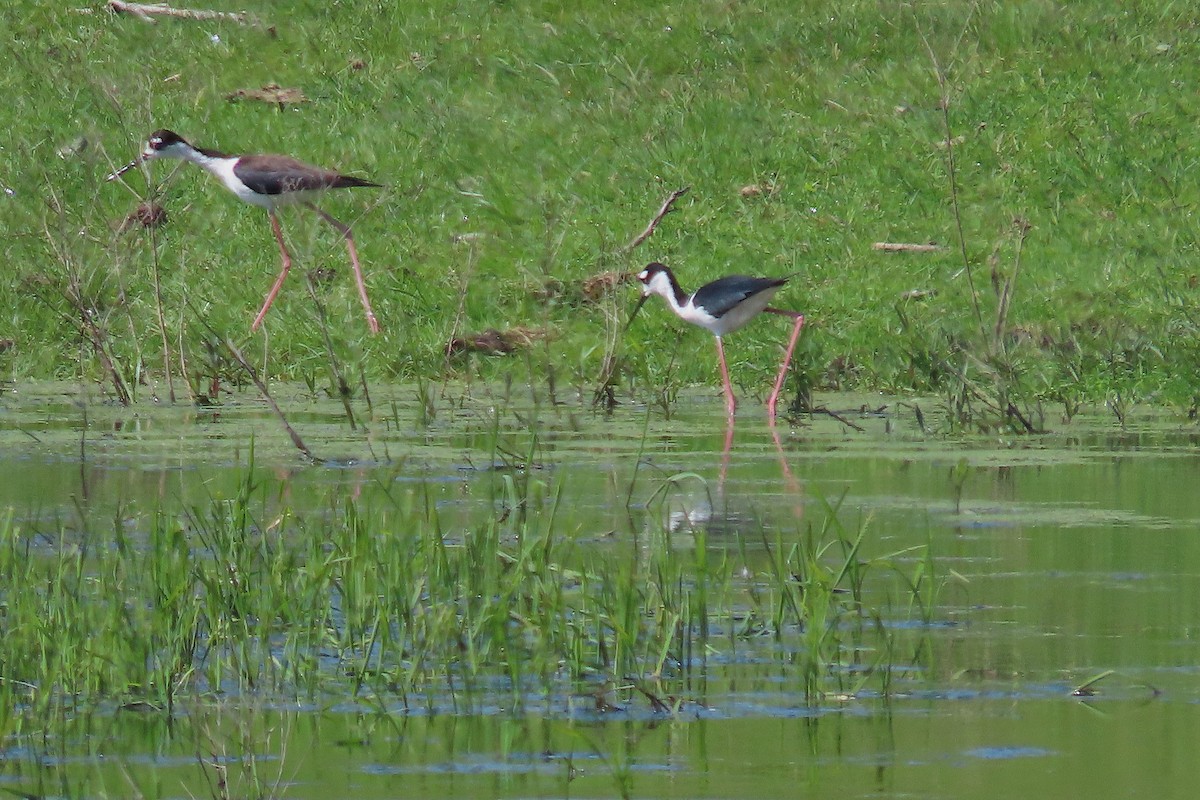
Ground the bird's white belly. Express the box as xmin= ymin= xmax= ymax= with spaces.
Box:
xmin=687 ymin=287 xmax=780 ymax=336
xmin=205 ymin=159 xmax=310 ymax=209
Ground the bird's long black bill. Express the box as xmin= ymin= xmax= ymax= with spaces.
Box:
xmin=625 ymin=294 xmax=650 ymax=332
xmin=106 ymin=158 xmax=141 ymax=182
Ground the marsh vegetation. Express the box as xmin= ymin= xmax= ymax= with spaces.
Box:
xmin=4 ymin=1 xmax=1200 ymax=796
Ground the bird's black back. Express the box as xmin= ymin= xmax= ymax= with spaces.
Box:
xmin=692 ymin=275 xmax=788 ymax=318
xmin=233 ymin=155 xmax=381 ymax=196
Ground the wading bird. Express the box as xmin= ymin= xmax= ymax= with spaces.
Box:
xmin=629 ymin=262 xmax=805 ymax=421
xmin=109 ymin=129 xmax=381 ymax=334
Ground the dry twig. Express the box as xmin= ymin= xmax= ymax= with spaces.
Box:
xmin=626 ymin=186 xmax=689 ymax=252
xmin=873 ymin=242 xmax=944 ymax=253
xmin=807 ymin=405 xmax=866 ymax=432
xmin=224 ymin=338 xmax=318 ymax=462
xmin=103 ymin=1 xmax=256 ymax=24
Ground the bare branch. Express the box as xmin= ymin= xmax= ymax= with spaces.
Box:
xmin=993 ymin=216 xmax=1032 ymax=346
xmin=102 ymin=1 xmax=257 ymax=25
xmin=626 ymin=186 xmax=689 ymax=252
xmin=807 ymin=405 xmax=866 ymax=432
xmin=873 ymin=242 xmax=944 ymax=253
xmin=224 ymin=338 xmax=318 ymax=463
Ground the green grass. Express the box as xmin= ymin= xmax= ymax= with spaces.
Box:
xmin=0 ymin=456 xmax=925 ymax=729
xmin=5 ymin=1 xmax=1200 ymax=415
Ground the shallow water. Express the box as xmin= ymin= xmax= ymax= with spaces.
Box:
xmin=2 ymin=381 xmax=1198 ymax=798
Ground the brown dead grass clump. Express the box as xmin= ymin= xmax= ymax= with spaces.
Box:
xmin=117 ymin=201 xmax=167 ymax=232
xmin=224 ymin=83 xmax=309 ymax=107
xmin=536 ymin=270 xmax=633 ymax=305
xmin=448 ymin=325 xmax=547 ymax=356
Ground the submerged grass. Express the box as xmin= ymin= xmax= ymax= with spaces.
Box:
xmin=4 ymin=1 xmax=1200 ymax=421
xmin=0 ymin=457 xmax=930 ymax=738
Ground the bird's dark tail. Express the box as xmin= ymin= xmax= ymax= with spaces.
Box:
xmin=333 ymin=175 xmax=382 ymax=189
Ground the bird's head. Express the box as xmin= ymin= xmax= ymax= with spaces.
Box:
xmin=626 ymin=262 xmax=674 ymax=329
xmin=107 ymin=129 xmax=193 ymax=181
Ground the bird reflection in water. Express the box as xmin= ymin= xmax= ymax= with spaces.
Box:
xmin=658 ymin=417 xmax=803 ymax=536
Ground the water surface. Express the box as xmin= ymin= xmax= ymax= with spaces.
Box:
xmin=1 ymin=382 xmax=1197 ymax=798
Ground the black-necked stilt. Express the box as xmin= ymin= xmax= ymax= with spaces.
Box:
xmin=108 ymin=129 xmax=381 ymax=334
xmin=629 ymin=262 xmax=805 ymax=421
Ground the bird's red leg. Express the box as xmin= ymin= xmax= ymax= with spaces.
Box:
xmin=720 ymin=414 xmax=735 ymax=487
xmin=764 ymin=309 xmax=805 ymax=422
xmin=252 ymin=210 xmax=293 ymax=332
xmin=715 ymin=336 xmax=737 ymax=416
xmin=307 ymin=203 xmax=380 ymax=335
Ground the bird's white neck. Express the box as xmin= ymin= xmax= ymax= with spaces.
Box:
xmin=178 ymin=144 xmax=236 ymax=176
xmin=155 ymin=141 xmax=268 ymax=207
xmin=154 ymin=140 xmax=235 ymax=175
xmin=643 ymin=269 xmax=690 ymax=314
